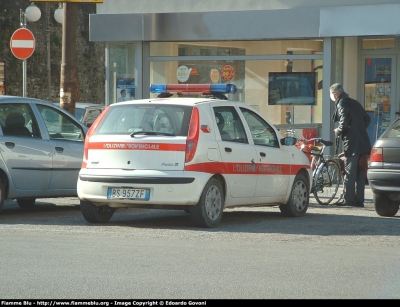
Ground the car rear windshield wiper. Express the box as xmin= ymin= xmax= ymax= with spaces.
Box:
xmin=130 ymin=131 xmax=174 ymax=137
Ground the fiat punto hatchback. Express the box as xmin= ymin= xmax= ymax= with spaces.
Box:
xmin=77 ymin=84 xmax=312 ymax=228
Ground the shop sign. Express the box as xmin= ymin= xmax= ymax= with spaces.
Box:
xmin=177 ymin=65 xmax=190 ymax=82
xmin=221 ymin=65 xmax=235 ymax=81
xmin=210 ymin=69 xmax=220 ymax=83
xmin=190 ymin=68 xmax=199 ymax=75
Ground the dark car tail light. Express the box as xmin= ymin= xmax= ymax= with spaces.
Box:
xmin=185 ymin=107 xmax=199 ymax=163
xmin=82 ymin=106 xmax=110 ymax=168
xmin=370 ymin=147 xmax=383 ymax=162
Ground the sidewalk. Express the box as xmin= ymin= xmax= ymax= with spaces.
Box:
xmin=309 ymin=185 xmax=373 ymax=205
xmin=364 ymin=185 xmax=373 ymax=203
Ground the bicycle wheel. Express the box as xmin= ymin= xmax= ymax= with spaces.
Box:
xmin=313 ymin=159 xmax=343 ymax=205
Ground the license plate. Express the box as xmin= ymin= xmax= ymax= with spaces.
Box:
xmin=107 ymin=188 xmax=150 ymax=200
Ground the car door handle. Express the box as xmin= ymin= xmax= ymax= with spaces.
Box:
xmin=5 ymin=142 xmax=15 ymax=148
xmin=259 ymin=152 xmax=266 ymax=157
xmin=224 ymin=147 xmax=232 ymax=152
xmin=55 ymin=146 xmax=64 ymax=153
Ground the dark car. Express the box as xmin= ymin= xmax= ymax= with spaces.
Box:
xmin=367 ymin=117 xmax=400 ymax=217
xmin=55 ymin=102 xmax=105 ymax=128
xmin=74 ymin=102 xmax=105 ymax=127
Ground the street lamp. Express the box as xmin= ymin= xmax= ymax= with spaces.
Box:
xmin=54 ymin=4 xmax=64 ymax=24
xmin=19 ymin=2 xmax=41 ymax=97
xmin=23 ymin=1 xmax=77 ymax=116
xmin=20 ymin=2 xmax=63 ymax=100
xmin=20 ymin=3 xmax=41 ymax=28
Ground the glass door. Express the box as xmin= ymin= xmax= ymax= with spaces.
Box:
xmin=362 ymin=56 xmax=397 ymax=146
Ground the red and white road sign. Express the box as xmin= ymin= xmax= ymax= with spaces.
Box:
xmin=10 ymin=28 xmax=36 ymax=60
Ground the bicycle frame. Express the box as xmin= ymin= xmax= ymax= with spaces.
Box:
xmin=286 ymin=129 xmax=344 ymax=205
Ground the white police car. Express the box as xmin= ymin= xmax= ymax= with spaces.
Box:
xmin=77 ymin=84 xmax=312 ymax=228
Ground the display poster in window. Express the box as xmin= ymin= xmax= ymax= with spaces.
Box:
xmin=116 ymin=76 xmax=135 ymax=102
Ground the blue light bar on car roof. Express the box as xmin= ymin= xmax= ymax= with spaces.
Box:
xmin=150 ymin=84 xmax=237 ymax=94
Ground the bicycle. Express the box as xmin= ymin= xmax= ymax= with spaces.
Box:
xmin=286 ymin=129 xmax=344 ymax=205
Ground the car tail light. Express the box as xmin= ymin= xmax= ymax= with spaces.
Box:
xmin=370 ymin=147 xmax=383 ymax=162
xmin=82 ymin=106 xmax=110 ymax=168
xmin=185 ymin=107 xmax=200 ymax=163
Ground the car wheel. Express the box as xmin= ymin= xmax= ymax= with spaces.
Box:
xmin=0 ymin=177 xmax=5 ymax=212
xmin=17 ymin=198 xmax=36 ymax=208
xmin=280 ymin=173 xmax=309 ymax=217
xmin=373 ymin=193 xmax=399 ymax=217
xmin=190 ymin=178 xmax=224 ymax=228
xmin=80 ymin=200 xmax=115 ymax=223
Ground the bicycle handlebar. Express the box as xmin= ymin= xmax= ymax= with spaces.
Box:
xmin=307 ymin=138 xmax=333 ymax=147
xmin=285 ymin=130 xmax=333 ymax=147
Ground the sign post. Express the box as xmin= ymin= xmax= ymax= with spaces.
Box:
xmin=10 ymin=28 xmax=36 ymax=97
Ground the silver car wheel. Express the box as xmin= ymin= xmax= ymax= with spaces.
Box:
xmin=205 ymin=184 xmax=223 ymax=221
xmin=190 ymin=178 xmax=224 ymax=228
xmin=280 ymin=173 xmax=309 ymax=217
xmin=291 ymin=178 xmax=308 ymax=212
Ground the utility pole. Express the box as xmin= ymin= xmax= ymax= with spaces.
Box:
xmin=45 ymin=2 xmax=51 ymax=100
xmin=60 ymin=2 xmax=79 ymax=116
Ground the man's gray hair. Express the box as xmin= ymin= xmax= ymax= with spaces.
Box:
xmin=330 ymin=83 xmax=345 ymax=94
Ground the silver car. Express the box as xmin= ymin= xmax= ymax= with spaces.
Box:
xmin=0 ymin=96 xmax=88 ymax=212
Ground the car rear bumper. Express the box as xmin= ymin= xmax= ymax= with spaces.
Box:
xmin=77 ymin=170 xmax=212 ymax=207
xmin=367 ymin=169 xmax=400 ymax=195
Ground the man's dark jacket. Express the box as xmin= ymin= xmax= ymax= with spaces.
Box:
xmin=332 ymin=93 xmax=371 ymax=157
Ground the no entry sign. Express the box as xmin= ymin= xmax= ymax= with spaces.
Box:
xmin=10 ymin=28 xmax=36 ymax=60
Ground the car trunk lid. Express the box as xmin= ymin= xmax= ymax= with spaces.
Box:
xmin=85 ymin=134 xmax=187 ymax=170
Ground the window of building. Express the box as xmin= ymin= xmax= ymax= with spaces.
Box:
xmin=362 ymin=37 xmax=395 ymax=50
xmin=108 ymin=43 xmax=136 ymax=104
xmin=109 ymin=39 xmax=323 ymax=128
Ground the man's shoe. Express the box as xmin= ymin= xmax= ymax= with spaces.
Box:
xmin=354 ymin=202 xmax=364 ymax=207
xmin=336 ymin=200 xmax=354 ymax=206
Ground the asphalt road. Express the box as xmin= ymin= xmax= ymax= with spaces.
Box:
xmin=0 ymin=187 xmax=399 ymax=299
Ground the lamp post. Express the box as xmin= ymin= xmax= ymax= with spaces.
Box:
xmin=19 ymin=2 xmax=62 ymax=99
xmin=20 ymin=3 xmax=41 ymax=27
xmin=60 ymin=2 xmax=79 ymax=117
xmin=45 ymin=3 xmax=51 ymax=100
xmin=46 ymin=3 xmax=63 ymax=100
xmin=19 ymin=2 xmax=41 ymax=97
xmin=23 ymin=1 xmax=78 ymax=115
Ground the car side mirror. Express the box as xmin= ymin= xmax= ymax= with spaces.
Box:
xmin=280 ymin=136 xmax=297 ymax=146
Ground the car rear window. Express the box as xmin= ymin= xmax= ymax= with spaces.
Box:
xmin=93 ymin=104 xmax=193 ymax=136
xmin=75 ymin=108 xmax=85 ymax=121
xmin=381 ymin=119 xmax=400 ymax=139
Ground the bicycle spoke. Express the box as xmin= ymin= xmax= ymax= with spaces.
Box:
xmin=285 ymin=130 xmax=344 ymax=205
xmin=313 ymin=160 xmax=343 ymax=205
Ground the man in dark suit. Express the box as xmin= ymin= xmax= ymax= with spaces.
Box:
xmin=330 ymin=83 xmax=371 ymax=207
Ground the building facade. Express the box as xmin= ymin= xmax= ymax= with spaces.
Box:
xmin=89 ymin=0 xmax=400 ymax=154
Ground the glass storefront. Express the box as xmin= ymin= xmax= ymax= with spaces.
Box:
xmin=361 ymin=37 xmax=400 ymax=146
xmin=109 ymin=39 xmax=326 ymax=133
xmin=149 ymin=59 xmax=323 ymax=127
xmin=151 ymin=40 xmax=323 ymax=127
xmin=94 ymin=4 xmax=400 ymax=146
